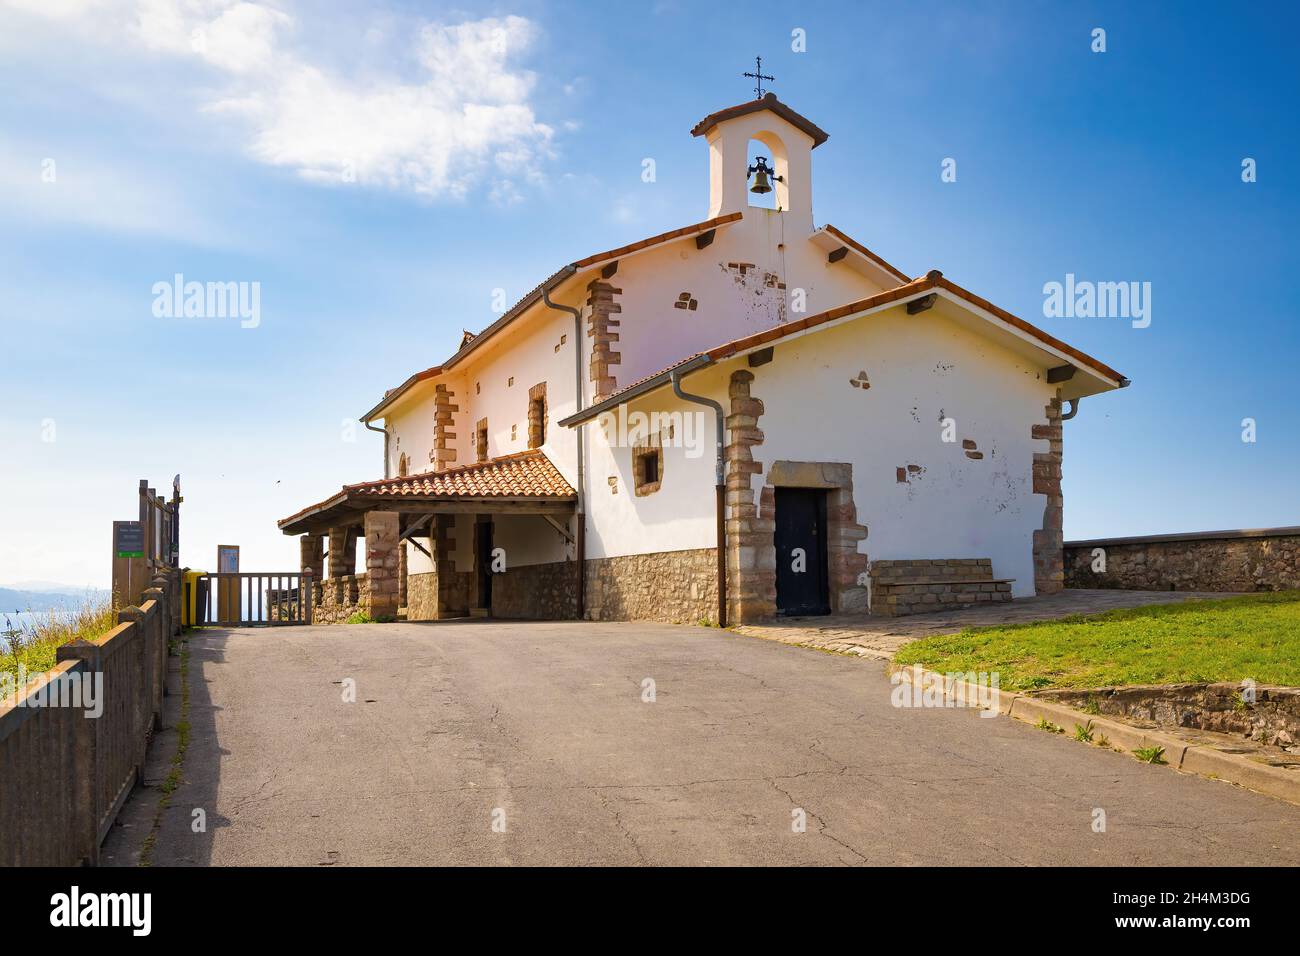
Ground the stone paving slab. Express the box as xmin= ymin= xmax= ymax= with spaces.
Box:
xmin=733 ymin=588 xmax=1240 ymax=660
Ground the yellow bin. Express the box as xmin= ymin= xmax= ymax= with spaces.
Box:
xmin=182 ymin=569 xmax=208 ymax=627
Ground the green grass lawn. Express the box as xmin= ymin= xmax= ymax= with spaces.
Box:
xmin=893 ymin=591 xmax=1300 ymax=691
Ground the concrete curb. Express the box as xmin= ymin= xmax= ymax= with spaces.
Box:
xmin=890 ymin=664 xmax=1300 ymax=807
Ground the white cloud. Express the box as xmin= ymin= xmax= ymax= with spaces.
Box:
xmin=1 ymin=1 xmax=556 ymax=200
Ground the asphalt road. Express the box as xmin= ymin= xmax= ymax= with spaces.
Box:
xmin=104 ymin=620 xmax=1300 ymax=866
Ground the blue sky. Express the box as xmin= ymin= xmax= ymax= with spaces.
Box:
xmin=1 ymin=0 xmax=1295 ymax=587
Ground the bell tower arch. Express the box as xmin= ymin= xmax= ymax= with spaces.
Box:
xmin=691 ymin=93 xmax=828 ymax=234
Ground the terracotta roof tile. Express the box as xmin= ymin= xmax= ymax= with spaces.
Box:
xmin=277 ymin=450 xmax=575 ymax=531
xmin=348 ymin=450 xmax=574 ymax=500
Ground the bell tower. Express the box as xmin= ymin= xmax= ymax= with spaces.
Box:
xmin=690 ymin=92 xmax=828 ymax=234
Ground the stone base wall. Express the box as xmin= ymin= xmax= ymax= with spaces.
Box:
xmin=585 ymin=548 xmax=719 ymax=625
xmin=406 ymin=569 xmax=472 ymax=620
xmin=493 ymin=561 xmax=579 ymax=620
xmin=313 ymin=574 xmax=370 ymax=624
xmin=1035 ymin=683 xmax=1300 ymax=747
xmin=407 ymin=571 xmax=438 ymax=621
xmin=1065 ymin=529 xmax=1300 ymax=592
xmin=441 ymin=571 xmax=472 ymax=617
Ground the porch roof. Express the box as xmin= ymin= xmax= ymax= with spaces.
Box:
xmin=278 ymin=450 xmax=576 ymax=535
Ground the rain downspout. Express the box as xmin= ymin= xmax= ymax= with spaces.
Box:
xmin=364 ymin=420 xmax=390 ymax=478
xmin=671 ymin=368 xmax=727 ymax=628
xmin=542 ymin=282 xmax=586 ymax=619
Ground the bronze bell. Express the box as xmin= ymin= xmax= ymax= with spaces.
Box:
xmin=748 ymin=156 xmax=778 ymax=195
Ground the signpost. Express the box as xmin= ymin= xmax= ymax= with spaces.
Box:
xmin=110 ymin=477 xmax=183 ymax=611
xmin=217 ymin=544 xmax=240 ymax=624
xmin=114 ymin=521 xmax=144 ymax=558
xmin=112 ymin=520 xmax=147 ymax=607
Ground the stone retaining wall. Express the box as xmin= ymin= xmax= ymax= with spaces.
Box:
xmin=1035 ymin=683 xmax=1300 ymax=748
xmin=1065 ymin=527 xmax=1300 ymax=592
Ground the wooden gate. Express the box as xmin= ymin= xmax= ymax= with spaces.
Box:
xmin=188 ymin=570 xmax=314 ymax=626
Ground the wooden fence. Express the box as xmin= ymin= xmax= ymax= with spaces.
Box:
xmin=188 ymin=570 xmax=313 ymax=626
xmin=0 ymin=569 xmax=178 ymax=865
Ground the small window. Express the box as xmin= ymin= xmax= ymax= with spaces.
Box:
xmin=527 ymin=382 xmax=547 ymax=448
xmin=633 ymin=446 xmax=663 ymax=496
xmin=476 ymin=418 xmax=488 ymax=463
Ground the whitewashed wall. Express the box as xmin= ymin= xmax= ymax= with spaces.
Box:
xmin=735 ymin=308 xmax=1054 ymax=596
xmin=582 ymin=377 xmax=725 ymax=560
xmin=604 ymin=211 xmax=892 ymax=390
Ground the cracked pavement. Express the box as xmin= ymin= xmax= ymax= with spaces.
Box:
xmin=103 ymin=619 xmax=1300 ymax=866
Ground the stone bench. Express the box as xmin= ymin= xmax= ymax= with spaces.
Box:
xmin=870 ymin=559 xmax=1013 ymax=616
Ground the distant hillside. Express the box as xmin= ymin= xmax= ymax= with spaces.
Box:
xmin=0 ymin=587 xmax=110 ymax=614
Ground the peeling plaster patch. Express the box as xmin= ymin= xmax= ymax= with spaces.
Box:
xmin=849 ymin=370 xmax=870 ymax=390
xmin=674 ymin=292 xmax=699 ymax=311
xmin=607 ymin=476 xmax=618 ymax=495
xmin=935 ymin=362 xmax=954 ymax=374
xmin=897 ymin=463 xmax=925 ymax=483
xmin=724 ymin=261 xmax=787 ymax=325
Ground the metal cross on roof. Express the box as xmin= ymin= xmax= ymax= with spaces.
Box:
xmin=742 ymin=56 xmax=774 ymax=99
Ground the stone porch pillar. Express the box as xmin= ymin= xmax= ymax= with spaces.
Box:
xmin=433 ymin=514 xmax=465 ymax=618
xmin=300 ymin=534 xmax=324 ymax=608
xmin=398 ymin=536 xmax=408 ymax=609
xmin=327 ymin=527 xmax=354 ymax=579
xmin=300 ymin=534 xmax=324 ymax=577
xmin=364 ymin=510 xmax=400 ymax=622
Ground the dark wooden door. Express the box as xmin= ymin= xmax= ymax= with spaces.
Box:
xmin=774 ymin=488 xmax=830 ymax=616
xmin=476 ymin=519 xmax=493 ymax=611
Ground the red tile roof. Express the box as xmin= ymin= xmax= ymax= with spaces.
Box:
xmin=277 ymin=450 xmax=575 ymax=531
xmin=349 ymin=450 xmax=574 ymax=500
